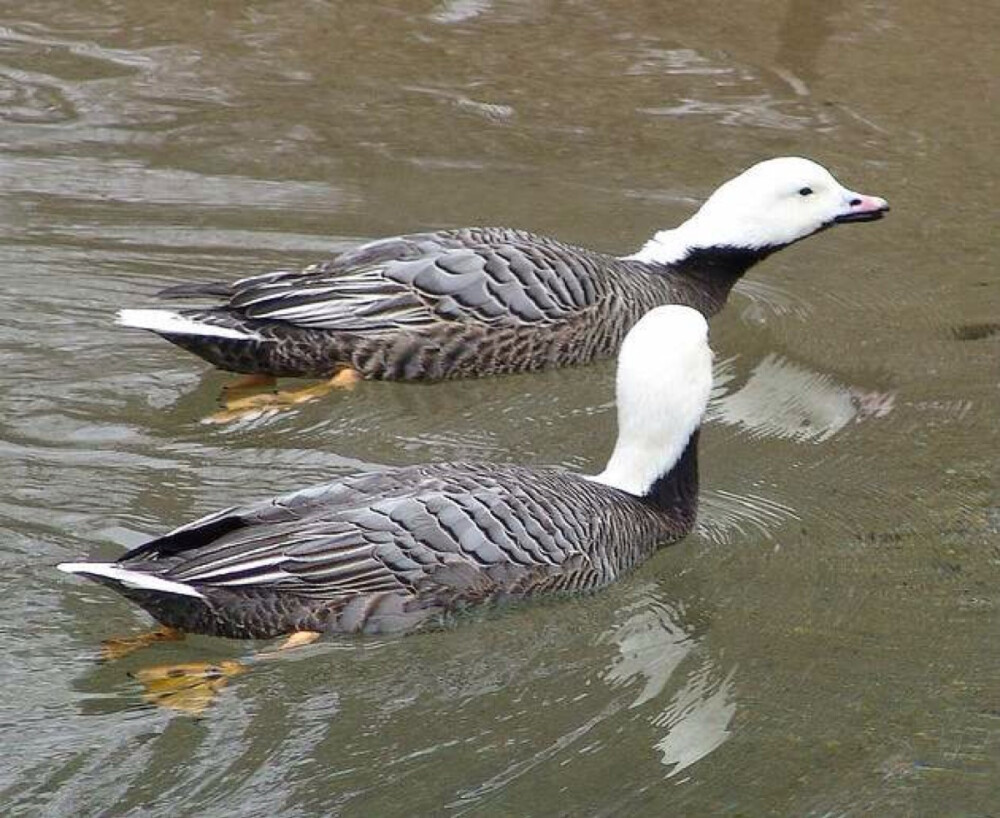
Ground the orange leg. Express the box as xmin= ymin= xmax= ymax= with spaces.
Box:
xmin=222 ymin=373 xmax=277 ymax=395
xmin=100 ymin=625 xmax=184 ymax=661
xmin=276 ymin=630 xmax=322 ymax=650
xmin=129 ymin=630 xmax=323 ymax=715
xmin=131 ymin=660 xmax=245 ymax=715
xmin=206 ymin=369 xmax=362 ymax=424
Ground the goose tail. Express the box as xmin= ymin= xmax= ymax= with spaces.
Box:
xmin=57 ymin=562 xmax=205 ymax=599
xmin=115 ymin=308 xmax=258 ymax=341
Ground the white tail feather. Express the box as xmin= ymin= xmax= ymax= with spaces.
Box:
xmin=57 ymin=562 xmax=206 ymax=599
xmin=116 ymin=309 xmax=258 ymax=341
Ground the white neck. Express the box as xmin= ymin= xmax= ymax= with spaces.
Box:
xmin=621 ymin=210 xmax=778 ymax=266
xmin=593 ymin=386 xmax=707 ymax=497
xmin=588 ymin=306 xmax=713 ymax=497
xmin=621 ymin=220 xmax=706 ymax=265
xmin=594 ymin=414 xmax=701 ymax=496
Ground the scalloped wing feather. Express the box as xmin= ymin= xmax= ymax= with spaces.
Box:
xmin=123 ymin=465 xmax=593 ymax=601
xmin=214 ymin=229 xmax=606 ymax=332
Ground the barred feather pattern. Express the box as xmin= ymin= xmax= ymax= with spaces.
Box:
xmin=152 ymin=228 xmax=753 ymax=378
xmin=104 ymin=461 xmax=695 ymax=639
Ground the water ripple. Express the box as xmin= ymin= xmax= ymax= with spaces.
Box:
xmin=697 ymin=489 xmax=800 ymax=544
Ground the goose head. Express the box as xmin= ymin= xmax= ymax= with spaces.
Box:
xmin=629 ymin=157 xmax=890 ymax=264
xmin=593 ymin=305 xmax=713 ymax=498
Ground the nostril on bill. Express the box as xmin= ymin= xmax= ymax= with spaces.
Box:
xmin=850 ymin=197 xmax=862 ymax=206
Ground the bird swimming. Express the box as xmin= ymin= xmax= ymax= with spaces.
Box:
xmin=59 ymin=305 xmax=713 ymax=646
xmin=117 ymin=157 xmax=888 ymax=416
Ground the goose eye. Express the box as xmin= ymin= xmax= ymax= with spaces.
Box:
xmin=798 ymin=187 xmax=814 ymax=196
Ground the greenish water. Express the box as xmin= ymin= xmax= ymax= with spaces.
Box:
xmin=1 ymin=2 xmax=997 ymax=815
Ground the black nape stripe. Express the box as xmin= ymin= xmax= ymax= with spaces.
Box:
xmin=673 ymin=246 xmax=777 ymax=283
xmin=643 ymin=429 xmax=699 ymax=516
xmin=644 ymin=245 xmax=779 ymax=310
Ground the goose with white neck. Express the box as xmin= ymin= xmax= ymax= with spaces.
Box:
xmin=116 ymin=157 xmax=887 ymax=415
xmin=626 ymin=156 xmax=889 ymax=264
xmin=59 ymin=306 xmax=712 ymax=644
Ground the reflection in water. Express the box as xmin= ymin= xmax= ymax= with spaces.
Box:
xmin=62 ymin=581 xmax=734 ymax=803
xmin=604 ymin=597 xmax=694 ymax=708
xmin=695 ymin=350 xmax=896 ymax=546
xmin=449 ymin=588 xmax=733 ymax=805
xmin=709 ymin=353 xmax=895 ymax=443
xmin=429 ymin=0 xmax=493 ymax=25
xmin=653 ymin=666 xmax=736 ymax=775
xmin=603 ymin=593 xmax=734 ymax=775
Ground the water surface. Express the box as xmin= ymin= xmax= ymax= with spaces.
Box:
xmin=1 ymin=2 xmax=998 ymax=815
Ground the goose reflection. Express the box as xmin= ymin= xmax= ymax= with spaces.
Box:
xmin=652 ymin=665 xmax=737 ymax=775
xmin=710 ymin=352 xmax=894 ymax=443
xmin=603 ymin=590 xmax=735 ymax=775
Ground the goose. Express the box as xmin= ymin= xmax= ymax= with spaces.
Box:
xmin=117 ymin=157 xmax=887 ymax=415
xmin=59 ymin=305 xmax=712 ymax=648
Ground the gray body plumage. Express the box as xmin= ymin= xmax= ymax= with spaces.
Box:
xmin=153 ymin=228 xmax=756 ymax=379
xmin=87 ymin=456 xmax=697 ymax=640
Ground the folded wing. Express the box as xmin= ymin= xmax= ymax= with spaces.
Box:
xmin=122 ymin=465 xmax=593 ymax=600
xmin=203 ymin=228 xmax=605 ymax=332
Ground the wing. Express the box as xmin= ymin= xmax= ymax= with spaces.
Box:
xmin=124 ymin=465 xmax=594 ymax=600
xmin=213 ymin=228 xmax=607 ymax=331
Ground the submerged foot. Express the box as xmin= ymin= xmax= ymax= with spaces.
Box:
xmin=128 ymin=631 xmax=322 ymax=714
xmin=205 ymin=369 xmax=362 ymax=423
xmin=132 ymin=660 xmax=246 ymax=714
xmin=220 ymin=373 xmax=278 ymax=400
xmin=100 ymin=626 xmax=185 ymax=661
